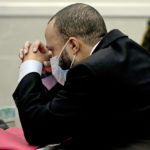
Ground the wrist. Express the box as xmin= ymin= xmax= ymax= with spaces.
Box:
xmin=18 ymin=60 xmax=43 ymax=83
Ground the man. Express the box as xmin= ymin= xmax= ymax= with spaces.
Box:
xmin=13 ymin=3 xmax=150 ymax=150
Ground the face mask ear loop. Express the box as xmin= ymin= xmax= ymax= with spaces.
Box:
xmin=58 ymin=40 xmax=70 ymax=59
xmin=70 ymin=54 xmax=76 ymax=68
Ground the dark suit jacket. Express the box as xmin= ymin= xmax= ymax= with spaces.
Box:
xmin=13 ymin=29 xmax=150 ymax=150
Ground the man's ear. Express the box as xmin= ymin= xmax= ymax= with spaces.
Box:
xmin=69 ymin=37 xmax=80 ymax=55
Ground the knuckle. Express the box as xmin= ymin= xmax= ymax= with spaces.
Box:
xmin=25 ymin=41 xmax=30 ymax=47
xmin=35 ymin=40 xmax=41 ymax=44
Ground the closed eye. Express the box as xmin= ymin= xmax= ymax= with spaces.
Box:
xmin=46 ymin=46 xmax=54 ymax=51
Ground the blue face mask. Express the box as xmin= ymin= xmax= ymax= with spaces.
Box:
xmin=50 ymin=40 xmax=76 ymax=85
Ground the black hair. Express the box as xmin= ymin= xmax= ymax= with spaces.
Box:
xmin=49 ymin=3 xmax=107 ymax=45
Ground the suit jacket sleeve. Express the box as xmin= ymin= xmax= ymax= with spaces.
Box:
xmin=13 ymin=66 xmax=93 ymax=146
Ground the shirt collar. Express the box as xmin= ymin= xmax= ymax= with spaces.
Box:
xmin=90 ymin=41 xmax=100 ymax=55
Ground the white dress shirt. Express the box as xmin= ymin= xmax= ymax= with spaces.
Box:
xmin=18 ymin=41 xmax=100 ymax=89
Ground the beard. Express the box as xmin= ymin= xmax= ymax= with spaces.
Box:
xmin=59 ymin=48 xmax=72 ymax=70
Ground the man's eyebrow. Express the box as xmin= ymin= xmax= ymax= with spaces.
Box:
xmin=46 ymin=45 xmax=54 ymax=50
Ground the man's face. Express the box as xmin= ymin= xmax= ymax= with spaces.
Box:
xmin=45 ymin=19 xmax=64 ymax=57
xmin=45 ymin=19 xmax=72 ymax=70
xmin=59 ymin=46 xmax=72 ymax=70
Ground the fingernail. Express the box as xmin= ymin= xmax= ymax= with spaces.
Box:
xmin=33 ymin=47 xmax=37 ymax=52
xmin=44 ymin=61 xmax=47 ymax=66
xmin=48 ymin=51 xmax=51 ymax=55
xmin=24 ymin=49 xmax=27 ymax=54
xmin=20 ymin=54 xmax=23 ymax=59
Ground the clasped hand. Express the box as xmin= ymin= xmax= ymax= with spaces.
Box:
xmin=19 ymin=40 xmax=52 ymax=74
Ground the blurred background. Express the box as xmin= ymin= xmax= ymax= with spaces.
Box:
xmin=0 ymin=0 xmax=150 ymax=127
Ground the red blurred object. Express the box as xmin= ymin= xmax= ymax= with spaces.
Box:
xmin=0 ymin=127 xmax=37 ymax=150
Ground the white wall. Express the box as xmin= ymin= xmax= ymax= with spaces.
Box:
xmin=0 ymin=16 xmax=49 ymax=127
xmin=0 ymin=0 xmax=150 ymax=126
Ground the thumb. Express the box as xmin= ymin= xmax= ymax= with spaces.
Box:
xmin=43 ymin=61 xmax=50 ymax=67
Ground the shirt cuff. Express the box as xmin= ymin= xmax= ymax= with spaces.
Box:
xmin=18 ymin=60 xmax=42 ymax=83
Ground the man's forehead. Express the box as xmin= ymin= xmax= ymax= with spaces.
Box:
xmin=47 ymin=18 xmax=56 ymax=31
xmin=45 ymin=26 xmax=49 ymax=39
xmin=45 ymin=18 xmax=57 ymax=38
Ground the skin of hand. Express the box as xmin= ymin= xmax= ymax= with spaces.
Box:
xmin=20 ymin=40 xmax=52 ymax=74
xmin=23 ymin=44 xmax=49 ymax=63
